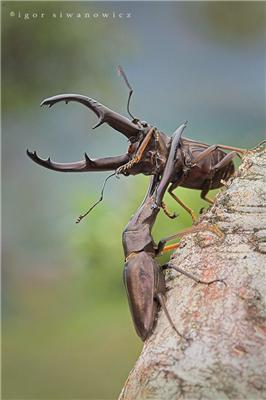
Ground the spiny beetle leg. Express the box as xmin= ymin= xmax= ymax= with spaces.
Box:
xmin=156 ymin=223 xmax=225 ymax=256
xmin=156 ymin=293 xmax=189 ymax=341
xmin=166 ymin=264 xmax=227 ymax=287
xmin=168 ymin=189 xmax=198 ymax=223
xmin=161 ymin=201 xmax=178 ymax=219
xmin=160 ymin=243 xmax=180 ymax=254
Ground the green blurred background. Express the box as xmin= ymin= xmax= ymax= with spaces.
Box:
xmin=2 ymin=1 xmax=265 ymax=399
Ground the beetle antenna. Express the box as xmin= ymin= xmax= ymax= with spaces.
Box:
xmin=76 ymin=172 xmax=116 ymax=224
xmin=117 ymin=65 xmax=136 ymax=121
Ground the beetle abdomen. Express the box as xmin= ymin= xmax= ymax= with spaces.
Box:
xmin=123 ymin=252 xmax=158 ymax=341
xmin=180 ymin=147 xmax=235 ymax=190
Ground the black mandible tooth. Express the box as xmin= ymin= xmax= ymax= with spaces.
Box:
xmin=40 ymin=99 xmax=53 ymax=108
xmin=84 ymin=152 xmax=95 ymax=167
xmin=92 ymin=115 xmax=105 ymax=130
xmin=84 ymin=152 xmax=91 ymax=163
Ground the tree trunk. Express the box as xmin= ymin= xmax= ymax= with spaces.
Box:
xmin=119 ymin=145 xmax=266 ymax=400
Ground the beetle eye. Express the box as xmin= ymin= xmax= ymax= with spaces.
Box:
xmin=141 ymin=121 xmax=148 ymax=127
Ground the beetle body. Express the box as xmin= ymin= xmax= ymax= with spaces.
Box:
xmin=122 ymin=193 xmax=167 ymax=341
xmin=123 ymin=134 xmax=235 ymax=190
xmin=123 ymin=252 xmax=164 ymax=341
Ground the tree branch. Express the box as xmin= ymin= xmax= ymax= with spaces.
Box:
xmin=119 ymin=145 xmax=266 ymax=400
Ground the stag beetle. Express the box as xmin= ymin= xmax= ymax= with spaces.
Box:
xmin=27 ymin=67 xmax=245 ymax=223
xmin=122 ymin=123 xmax=225 ymax=341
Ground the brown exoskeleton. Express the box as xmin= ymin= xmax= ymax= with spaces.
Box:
xmin=27 ymin=67 xmax=246 ymax=223
xmin=123 ymin=123 xmax=225 ymax=340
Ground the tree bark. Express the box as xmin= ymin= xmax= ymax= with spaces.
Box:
xmin=119 ymin=145 xmax=266 ymax=400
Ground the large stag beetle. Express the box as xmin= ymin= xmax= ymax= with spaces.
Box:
xmin=27 ymin=67 xmax=245 ymax=223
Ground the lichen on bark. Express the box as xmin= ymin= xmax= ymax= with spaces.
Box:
xmin=119 ymin=145 xmax=266 ymax=400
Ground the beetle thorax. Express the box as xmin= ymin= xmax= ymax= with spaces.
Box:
xmin=126 ymin=130 xmax=169 ymax=176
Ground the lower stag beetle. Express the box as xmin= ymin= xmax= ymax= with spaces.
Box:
xmin=123 ymin=123 xmax=224 ymax=341
xmin=27 ymin=66 xmax=246 ymax=223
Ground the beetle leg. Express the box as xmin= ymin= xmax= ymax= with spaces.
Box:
xmin=165 ymin=264 xmax=226 ymax=286
xmin=160 ymin=243 xmax=180 ymax=253
xmin=157 ymin=224 xmax=203 ymax=255
xmin=168 ymin=186 xmax=198 ymax=223
xmin=161 ymin=201 xmax=178 ymax=219
xmin=211 ymin=151 xmax=238 ymax=170
xmin=116 ymin=127 xmax=155 ymax=175
xmin=215 ymin=144 xmax=246 ymax=157
xmin=156 ymin=293 xmax=186 ymax=339
xmin=200 ymin=182 xmax=213 ymax=204
xmin=200 ymin=151 xmax=238 ymax=204
xmin=191 ymin=144 xmax=245 ymax=165
xmin=156 ymin=223 xmax=224 ymax=255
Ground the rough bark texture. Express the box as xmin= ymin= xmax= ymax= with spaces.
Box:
xmin=119 ymin=145 xmax=266 ymax=400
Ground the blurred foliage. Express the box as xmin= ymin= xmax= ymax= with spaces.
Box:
xmin=3 ymin=276 xmax=142 ymax=399
xmin=1 ymin=1 xmax=134 ymax=109
xmin=201 ymin=2 xmax=266 ymax=44
xmin=180 ymin=2 xmax=266 ymax=47
xmin=3 ymin=171 xmax=217 ymax=399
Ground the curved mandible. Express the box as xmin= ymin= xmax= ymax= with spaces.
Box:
xmin=26 ymin=150 xmax=130 ymax=173
xmin=41 ymin=94 xmax=142 ymax=141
